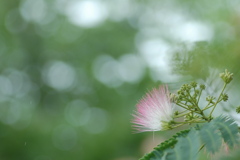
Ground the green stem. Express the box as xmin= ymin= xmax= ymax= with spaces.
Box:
xmin=203 ymin=97 xmax=224 ymax=111
xmin=202 ymin=104 xmax=214 ymax=111
xmin=170 ymin=119 xmax=207 ymax=129
xmin=176 ymin=102 xmax=198 ymax=113
xmin=178 ymin=110 xmax=188 ymax=114
xmin=173 ymin=119 xmax=206 ymax=125
xmin=209 ymin=83 xmax=227 ymax=118
xmin=186 ymin=91 xmax=198 ymax=106
xmin=174 ymin=112 xmax=192 ymax=118
xmin=202 ymin=101 xmax=211 ymax=110
xmin=176 ymin=103 xmax=191 ymax=110
xmin=197 ymin=89 xmax=203 ymax=104
xmin=171 ymin=123 xmax=185 ymax=129
xmin=186 ymin=91 xmax=204 ymax=116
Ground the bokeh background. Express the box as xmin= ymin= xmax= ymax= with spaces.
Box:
xmin=1 ymin=0 xmax=240 ymax=160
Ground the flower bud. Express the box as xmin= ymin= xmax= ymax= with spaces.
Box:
xmin=206 ymin=96 xmax=215 ymax=103
xmin=170 ymin=93 xmax=179 ymax=103
xmin=200 ymin=84 xmax=206 ymax=90
xmin=190 ymin=81 xmax=197 ymax=88
xmin=219 ymin=69 xmax=233 ymax=84
xmin=195 ymin=89 xmax=200 ymax=95
xmin=222 ymin=93 xmax=228 ymax=101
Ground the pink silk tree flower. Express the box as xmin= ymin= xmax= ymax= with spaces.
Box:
xmin=132 ymin=85 xmax=174 ymax=133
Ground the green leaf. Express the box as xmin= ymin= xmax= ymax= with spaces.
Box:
xmin=139 ymin=116 xmax=239 ymax=160
xmin=164 ymin=129 xmax=200 ymax=160
xmin=199 ymin=122 xmax=222 ymax=153
xmin=139 ymin=129 xmax=190 ymax=160
xmin=212 ymin=116 xmax=239 ymax=148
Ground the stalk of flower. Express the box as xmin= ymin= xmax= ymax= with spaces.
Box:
xmin=132 ymin=85 xmax=174 ymax=133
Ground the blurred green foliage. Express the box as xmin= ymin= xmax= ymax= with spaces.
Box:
xmin=0 ymin=0 xmax=240 ymax=160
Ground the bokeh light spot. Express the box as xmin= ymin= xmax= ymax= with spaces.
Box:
xmin=52 ymin=125 xmax=78 ymax=151
xmin=0 ymin=100 xmax=34 ymax=129
xmin=65 ymin=99 xmax=91 ymax=127
xmin=138 ymin=39 xmax=170 ymax=68
xmin=136 ymin=38 xmax=181 ymax=82
xmin=0 ymin=76 xmax=13 ymax=97
xmin=65 ymin=0 xmax=108 ymax=28
xmin=93 ymin=54 xmax=145 ymax=87
xmin=83 ymin=107 xmax=108 ymax=134
xmin=0 ymin=102 xmax=20 ymax=125
xmin=9 ymin=70 xmax=31 ymax=97
xmin=93 ymin=55 xmax=123 ymax=88
xmin=42 ymin=61 xmax=76 ymax=91
xmin=172 ymin=21 xmax=213 ymax=42
xmin=5 ymin=9 xmax=27 ymax=33
xmin=118 ymin=54 xmax=145 ymax=83
xmin=20 ymin=0 xmax=48 ymax=24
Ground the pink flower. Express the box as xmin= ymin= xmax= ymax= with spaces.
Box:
xmin=132 ymin=85 xmax=174 ymax=132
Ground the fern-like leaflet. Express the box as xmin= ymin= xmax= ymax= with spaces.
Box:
xmin=140 ymin=116 xmax=239 ymax=160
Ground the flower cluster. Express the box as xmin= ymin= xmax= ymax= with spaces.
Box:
xmin=132 ymin=69 xmax=237 ymax=133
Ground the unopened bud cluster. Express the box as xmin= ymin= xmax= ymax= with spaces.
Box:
xmin=132 ymin=69 xmax=239 ymax=133
xmin=220 ymin=69 xmax=233 ymax=84
xmin=206 ymin=96 xmax=215 ymax=104
xmin=174 ymin=82 xmax=204 ymax=105
xmin=170 ymin=69 xmax=237 ymax=127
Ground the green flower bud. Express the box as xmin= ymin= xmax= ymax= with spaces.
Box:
xmin=195 ymin=89 xmax=200 ymax=95
xmin=178 ymin=95 xmax=184 ymax=101
xmin=184 ymin=113 xmax=193 ymax=121
xmin=186 ymin=84 xmax=191 ymax=91
xmin=219 ymin=69 xmax=233 ymax=84
xmin=184 ymin=115 xmax=191 ymax=121
xmin=200 ymin=84 xmax=206 ymax=90
xmin=177 ymin=90 xmax=183 ymax=95
xmin=161 ymin=121 xmax=173 ymax=130
xmin=193 ymin=93 xmax=197 ymax=98
xmin=222 ymin=93 xmax=228 ymax=102
xmin=188 ymin=105 xmax=194 ymax=109
xmin=181 ymin=84 xmax=191 ymax=91
xmin=190 ymin=81 xmax=197 ymax=88
xmin=170 ymin=93 xmax=178 ymax=103
xmin=193 ymin=114 xmax=200 ymax=119
xmin=206 ymin=96 xmax=215 ymax=103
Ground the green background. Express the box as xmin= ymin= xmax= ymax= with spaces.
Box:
xmin=0 ymin=0 xmax=240 ymax=159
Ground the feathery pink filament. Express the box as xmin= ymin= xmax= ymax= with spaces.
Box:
xmin=132 ymin=85 xmax=173 ymax=132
